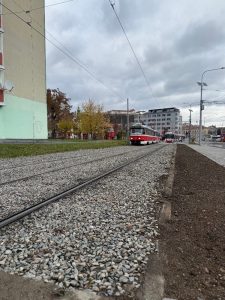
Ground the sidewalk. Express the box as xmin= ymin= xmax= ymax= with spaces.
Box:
xmin=187 ymin=142 xmax=225 ymax=167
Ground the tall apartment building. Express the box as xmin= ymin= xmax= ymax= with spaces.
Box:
xmin=0 ymin=1 xmax=47 ymax=139
xmin=134 ymin=107 xmax=182 ymax=134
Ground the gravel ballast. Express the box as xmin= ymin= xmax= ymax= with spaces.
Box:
xmin=0 ymin=144 xmax=175 ymax=297
xmin=0 ymin=145 xmax=164 ymax=219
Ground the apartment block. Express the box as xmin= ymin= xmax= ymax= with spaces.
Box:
xmin=134 ymin=107 xmax=182 ymax=134
xmin=0 ymin=1 xmax=47 ymax=139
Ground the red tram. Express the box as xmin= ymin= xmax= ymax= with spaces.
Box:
xmin=163 ymin=132 xmax=185 ymax=143
xmin=129 ymin=124 xmax=161 ymax=145
xmin=164 ymin=131 xmax=175 ymax=143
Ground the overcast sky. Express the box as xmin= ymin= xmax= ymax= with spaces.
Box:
xmin=45 ymin=0 xmax=225 ymax=126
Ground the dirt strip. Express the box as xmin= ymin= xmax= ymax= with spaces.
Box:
xmin=160 ymin=144 xmax=225 ymax=300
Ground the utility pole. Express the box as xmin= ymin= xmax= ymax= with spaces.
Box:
xmin=189 ymin=108 xmax=193 ymax=144
xmin=197 ymin=67 xmax=225 ymax=145
xmin=127 ymin=98 xmax=129 ymax=143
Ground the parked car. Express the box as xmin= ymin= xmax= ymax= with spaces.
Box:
xmin=211 ymin=135 xmax=221 ymax=142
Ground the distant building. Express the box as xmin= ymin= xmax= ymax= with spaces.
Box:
xmin=134 ymin=107 xmax=182 ymax=134
xmin=106 ymin=109 xmax=136 ymax=133
xmin=0 ymin=1 xmax=47 ymax=139
xmin=207 ymin=125 xmax=217 ymax=136
xmin=182 ymin=122 xmax=200 ymax=141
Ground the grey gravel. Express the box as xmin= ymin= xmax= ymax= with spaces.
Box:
xmin=0 ymin=144 xmax=175 ymax=296
xmin=1 ymin=145 xmax=162 ymax=219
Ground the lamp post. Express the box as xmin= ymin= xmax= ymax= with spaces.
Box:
xmin=127 ymin=98 xmax=129 ymax=143
xmin=188 ymin=108 xmax=193 ymax=144
xmin=197 ymin=67 xmax=225 ymax=145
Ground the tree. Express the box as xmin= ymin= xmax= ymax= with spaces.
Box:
xmin=47 ymin=89 xmax=74 ymax=138
xmin=73 ymin=106 xmax=81 ymax=136
xmin=79 ymin=99 xmax=110 ymax=139
xmin=58 ymin=119 xmax=74 ymax=138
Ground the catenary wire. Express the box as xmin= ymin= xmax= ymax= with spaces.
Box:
xmin=1 ymin=0 xmax=75 ymax=15
xmin=10 ymin=0 xmax=106 ymax=91
xmin=204 ymin=88 xmax=225 ymax=93
xmin=2 ymin=2 xmax=124 ymax=101
xmin=108 ymin=0 xmax=157 ymax=104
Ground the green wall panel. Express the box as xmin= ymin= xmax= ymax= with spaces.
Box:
xmin=0 ymin=94 xmax=48 ymax=139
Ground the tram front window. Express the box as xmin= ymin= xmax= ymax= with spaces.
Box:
xmin=131 ymin=128 xmax=144 ymax=134
xmin=165 ymin=133 xmax=174 ymax=139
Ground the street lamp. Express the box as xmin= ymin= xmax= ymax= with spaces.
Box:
xmin=197 ymin=67 xmax=225 ymax=145
xmin=188 ymin=108 xmax=193 ymax=144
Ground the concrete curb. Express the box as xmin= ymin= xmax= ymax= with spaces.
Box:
xmin=136 ymin=145 xmax=177 ymax=300
xmin=158 ymin=145 xmax=177 ymax=300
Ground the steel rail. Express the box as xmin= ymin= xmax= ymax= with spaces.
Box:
xmin=0 ymin=148 xmax=149 ymax=186
xmin=0 ymin=153 xmax=89 ymax=171
xmin=0 ymin=148 xmax=140 ymax=172
xmin=0 ymin=145 xmax=166 ymax=228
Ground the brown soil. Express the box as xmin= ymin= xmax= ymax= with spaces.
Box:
xmin=161 ymin=144 xmax=225 ymax=300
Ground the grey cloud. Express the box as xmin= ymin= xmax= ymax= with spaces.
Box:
xmin=101 ymin=0 xmax=160 ymax=35
xmin=176 ymin=20 xmax=225 ymax=56
xmin=45 ymin=0 xmax=225 ymax=125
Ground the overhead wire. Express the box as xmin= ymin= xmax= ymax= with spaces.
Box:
xmin=203 ymin=88 xmax=225 ymax=93
xmin=2 ymin=2 xmax=124 ymax=101
xmin=1 ymin=0 xmax=75 ymax=15
xmin=108 ymin=0 xmax=156 ymax=103
xmin=201 ymin=81 xmax=225 ymax=102
xmin=11 ymin=0 xmax=91 ymax=74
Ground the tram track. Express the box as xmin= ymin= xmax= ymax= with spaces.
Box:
xmin=0 ymin=148 xmax=149 ymax=186
xmin=0 ymin=147 xmax=139 ymax=172
xmin=0 ymin=144 xmax=175 ymax=298
xmin=0 ymin=145 xmax=166 ymax=229
xmin=0 ymin=153 xmax=89 ymax=171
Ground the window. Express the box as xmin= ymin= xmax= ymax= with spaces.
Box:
xmin=167 ymin=113 xmax=171 ymax=116
xmin=167 ymin=118 xmax=171 ymax=121
xmin=157 ymin=114 xmax=161 ymax=117
xmin=157 ymin=119 xmax=161 ymax=121
xmin=162 ymin=114 xmax=166 ymax=116
xmin=162 ymin=118 xmax=165 ymax=121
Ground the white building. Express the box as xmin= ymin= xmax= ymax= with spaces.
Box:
xmin=134 ymin=107 xmax=182 ymax=134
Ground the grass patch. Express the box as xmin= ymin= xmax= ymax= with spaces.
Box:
xmin=0 ymin=140 xmax=128 ymax=158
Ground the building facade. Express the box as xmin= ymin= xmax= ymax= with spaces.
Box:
xmin=0 ymin=1 xmax=47 ymax=139
xmin=134 ymin=107 xmax=182 ymax=134
xmin=107 ymin=109 xmax=136 ymax=130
